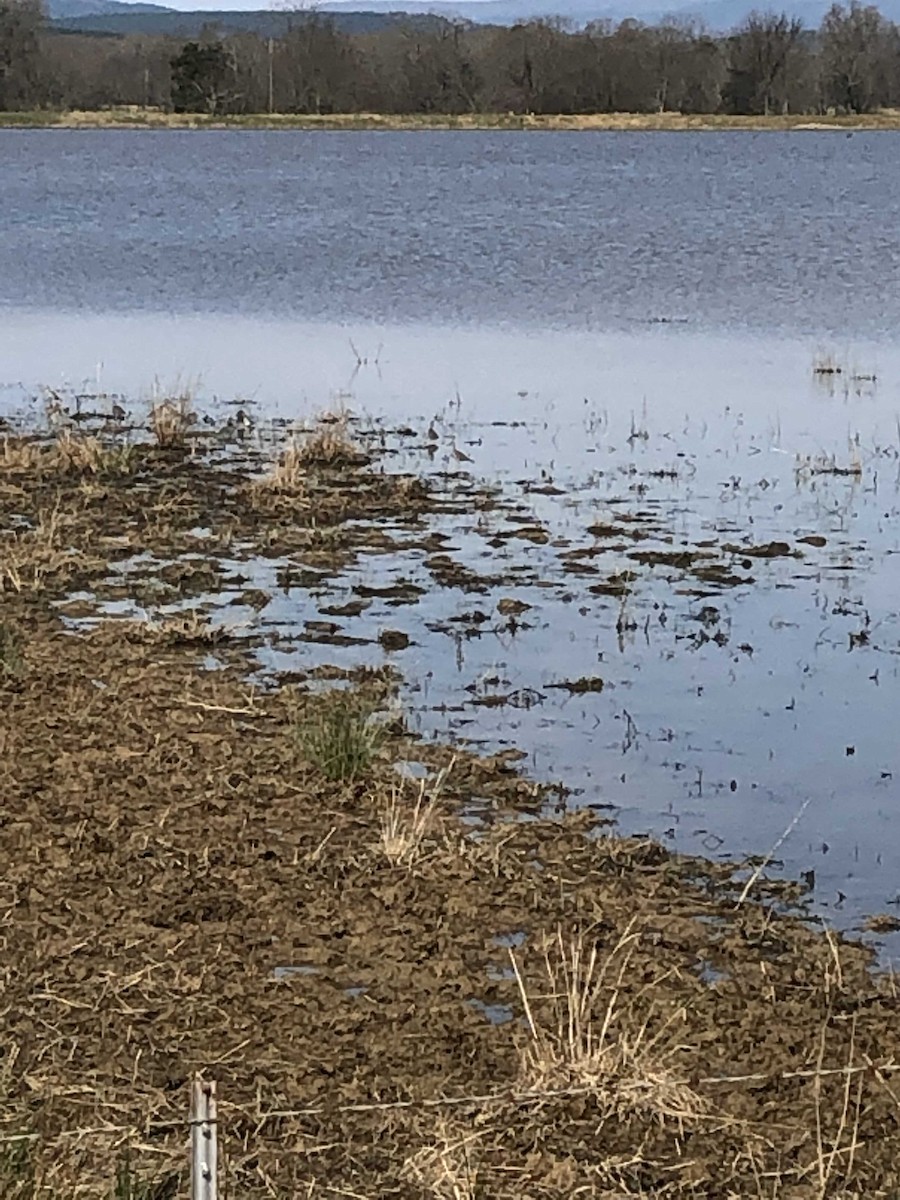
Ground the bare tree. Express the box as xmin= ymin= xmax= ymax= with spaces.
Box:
xmin=9 ymin=2 xmax=900 ymax=120
xmin=0 ymin=0 xmax=42 ymax=109
xmin=724 ymin=11 xmax=804 ymax=115
xmin=820 ymin=0 xmax=890 ymax=112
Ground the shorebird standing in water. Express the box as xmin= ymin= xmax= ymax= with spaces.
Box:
xmin=451 ymin=444 xmax=473 ymax=464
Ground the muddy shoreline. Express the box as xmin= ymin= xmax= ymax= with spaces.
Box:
xmin=3 ymin=414 xmax=900 ymax=1196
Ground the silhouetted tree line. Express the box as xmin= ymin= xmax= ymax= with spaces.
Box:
xmin=3 ymin=0 xmax=900 ymax=115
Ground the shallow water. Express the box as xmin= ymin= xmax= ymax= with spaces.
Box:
xmin=4 ymin=129 xmax=900 ymax=952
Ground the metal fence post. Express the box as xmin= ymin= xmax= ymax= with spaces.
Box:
xmin=190 ymin=1078 xmax=218 ymax=1200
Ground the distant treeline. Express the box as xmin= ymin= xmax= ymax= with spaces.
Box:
xmin=2 ymin=0 xmax=900 ymax=116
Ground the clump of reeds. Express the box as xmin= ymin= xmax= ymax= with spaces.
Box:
xmin=256 ymin=421 xmax=361 ymax=495
xmin=54 ymin=431 xmax=137 ymax=475
xmin=0 ymin=433 xmax=136 ymax=477
xmin=294 ymin=689 xmax=387 ymax=781
xmin=54 ymin=430 xmax=108 ymax=473
xmin=149 ymin=394 xmax=194 ymax=448
xmin=258 ymin=442 xmax=308 ymax=496
xmin=510 ymin=924 xmax=708 ymax=1124
xmin=296 ymin=420 xmax=360 ymax=467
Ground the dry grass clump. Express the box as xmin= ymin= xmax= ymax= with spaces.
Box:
xmin=0 ymin=432 xmax=136 ymax=476
xmin=256 ymin=420 xmax=361 ymax=495
xmin=296 ymin=420 xmax=360 ymax=467
xmin=257 ymin=441 xmax=309 ymax=497
xmin=0 ymin=436 xmax=44 ymax=471
xmin=54 ymin=431 xmax=137 ymax=475
xmin=0 ymin=504 xmax=79 ymax=594
xmin=379 ymin=765 xmax=450 ymax=865
xmin=149 ymin=395 xmax=195 ymax=448
xmin=294 ymin=689 xmax=388 ymax=781
xmin=510 ymin=924 xmax=709 ymax=1125
xmin=402 ymin=1117 xmax=482 ymax=1200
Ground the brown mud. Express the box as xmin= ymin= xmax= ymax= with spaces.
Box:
xmin=2 ymin=425 xmax=900 ymax=1197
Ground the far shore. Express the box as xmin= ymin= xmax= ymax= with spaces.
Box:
xmin=3 ymin=106 xmax=900 ymax=131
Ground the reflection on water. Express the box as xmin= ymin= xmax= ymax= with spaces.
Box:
xmin=8 ymin=313 xmax=900 ymax=956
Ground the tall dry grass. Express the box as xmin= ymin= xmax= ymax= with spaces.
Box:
xmin=378 ymin=764 xmax=451 ymax=865
xmin=510 ymin=923 xmax=708 ymax=1124
xmin=0 ymin=503 xmax=78 ymax=594
xmin=257 ymin=417 xmax=361 ymax=496
xmin=0 ymin=433 xmax=136 ymax=476
xmin=149 ymin=395 xmax=195 ymax=447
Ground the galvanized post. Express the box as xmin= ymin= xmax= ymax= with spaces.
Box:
xmin=190 ymin=1078 xmax=218 ymax=1200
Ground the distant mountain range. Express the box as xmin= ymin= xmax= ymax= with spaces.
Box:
xmin=46 ymin=0 xmax=900 ymax=34
xmin=49 ymin=0 xmax=173 ymax=16
xmin=48 ymin=1 xmax=456 ymax=33
xmin=317 ymin=0 xmax=900 ymax=27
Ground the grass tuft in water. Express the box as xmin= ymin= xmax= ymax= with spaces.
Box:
xmin=259 ymin=420 xmax=361 ymax=496
xmin=295 ymin=420 xmax=360 ymax=467
xmin=149 ymin=395 xmax=194 ymax=448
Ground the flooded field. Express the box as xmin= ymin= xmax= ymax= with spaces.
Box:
xmin=3 ymin=415 xmax=900 ymax=1195
xmin=4 ymin=318 xmax=900 ymax=950
xmin=5 ymin=129 xmax=900 ymax=1193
